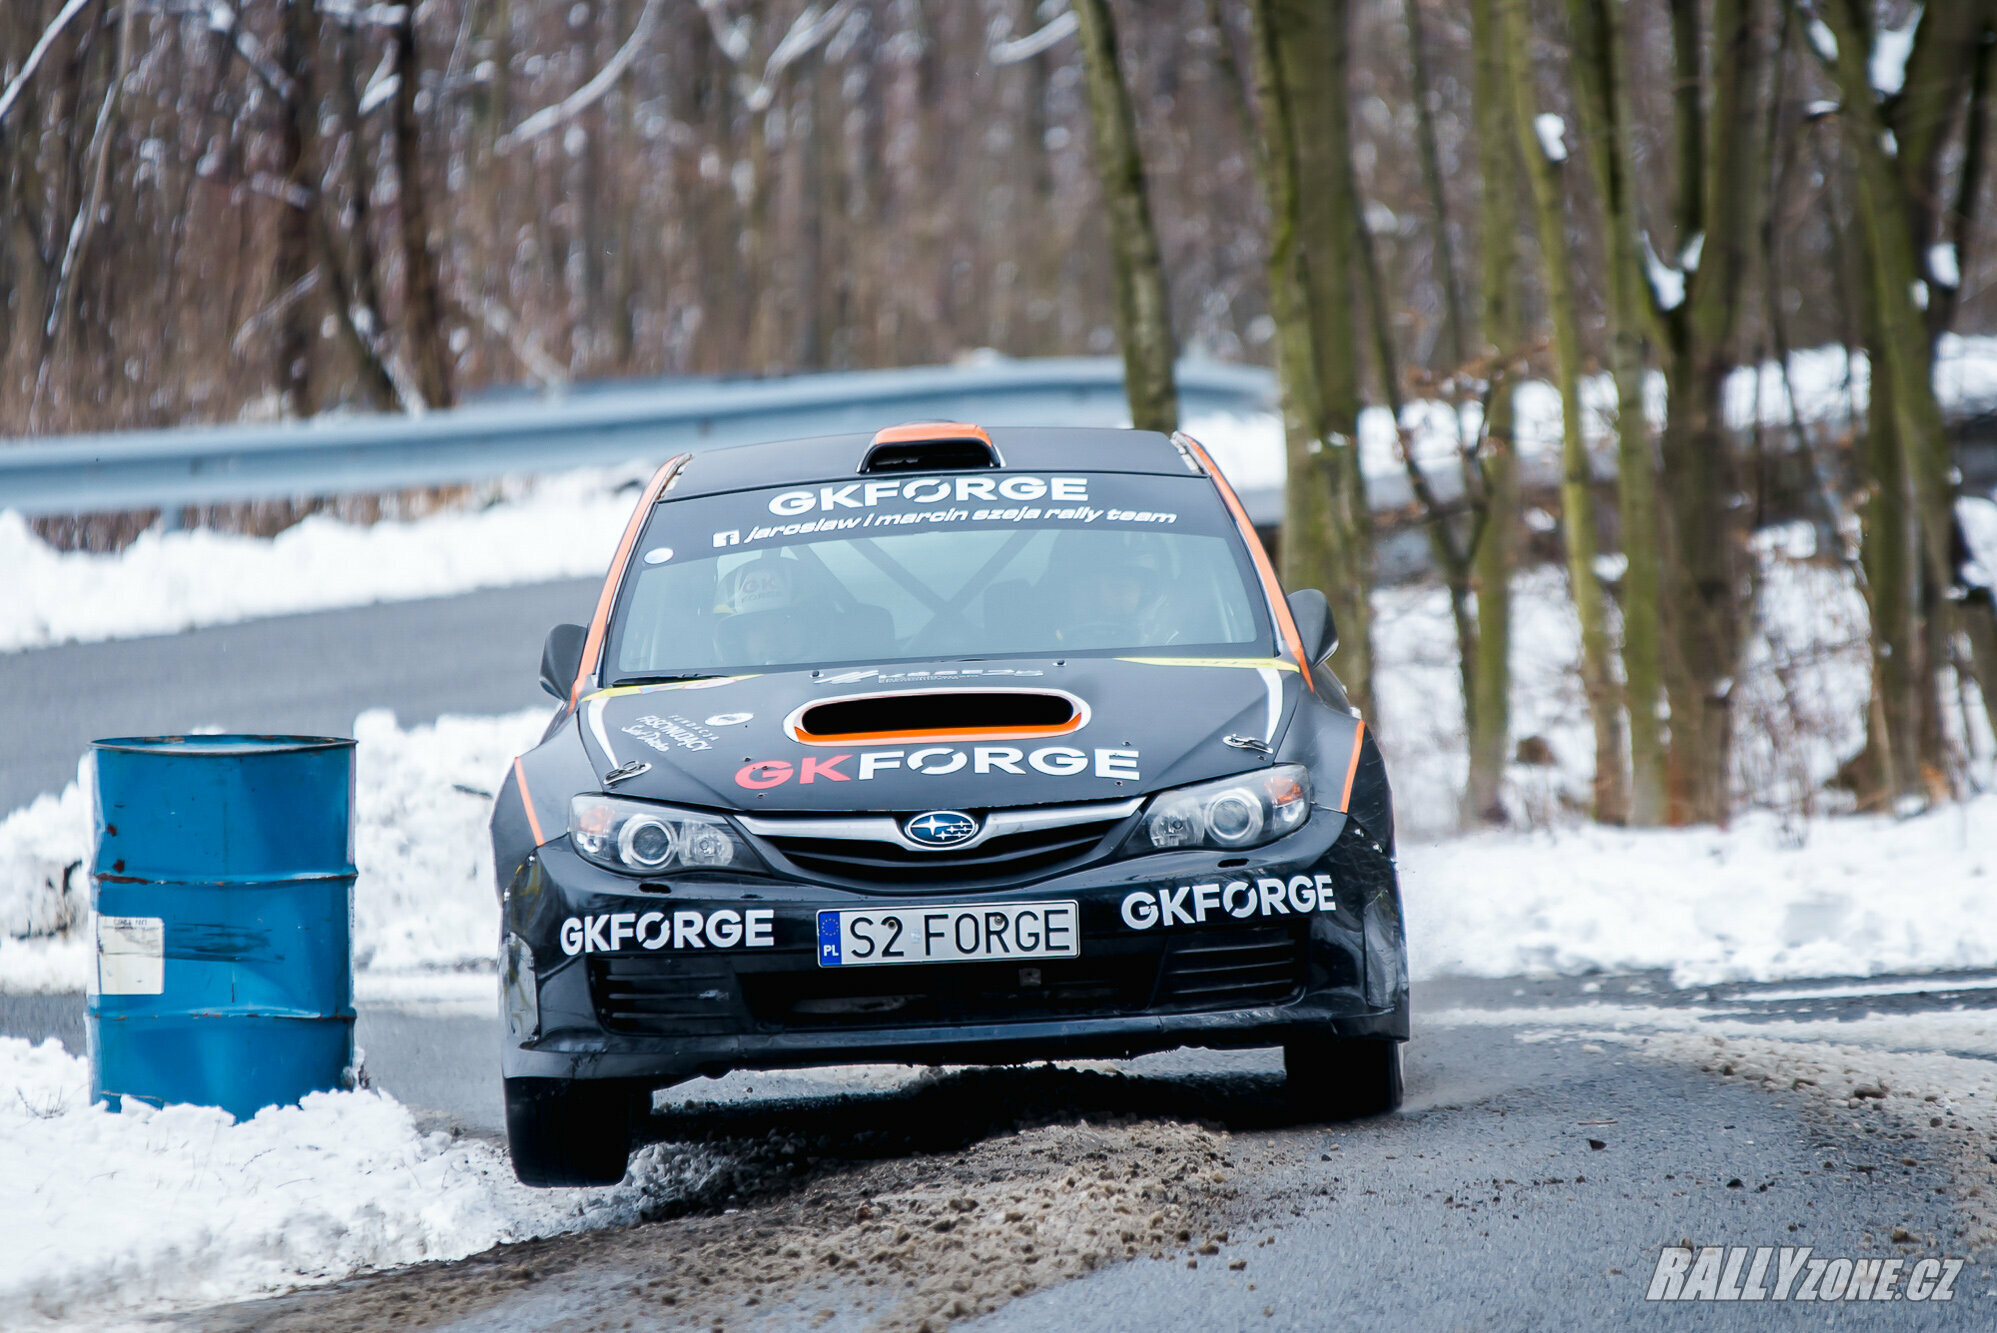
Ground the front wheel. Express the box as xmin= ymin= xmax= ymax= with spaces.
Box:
xmin=504 ymin=1077 xmax=643 ymax=1186
xmin=1284 ymin=1036 xmax=1404 ymax=1120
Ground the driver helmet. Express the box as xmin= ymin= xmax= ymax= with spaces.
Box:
xmin=715 ymin=554 xmax=807 ymax=664
xmin=1057 ymin=532 xmax=1172 ymax=644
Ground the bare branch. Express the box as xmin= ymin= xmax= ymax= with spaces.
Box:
xmin=740 ymin=1 xmax=859 ymax=112
xmin=990 ymin=9 xmax=1077 ymax=65
xmin=0 ymin=0 xmax=96 ymax=130
xmin=45 ymin=0 xmax=137 ymax=342
xmin=316 ymin=1 xmax=408 ymax=27
xmin=470 ymin=295 xmax=568 ymax=390
xmin=231 ymin=269 xmax=322 ymax=354
xmin=497 ymin=0 xmax=662 ymax=152
xmin=357 ymin=45 xmax=398 ymax=115
xmin=213 ymin=10 xmax=298 ymax=102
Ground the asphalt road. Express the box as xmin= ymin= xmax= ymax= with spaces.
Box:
xmin=0 ymin=577 xmax=597 ymax=812
xmin=8 ymin=972 xmax=1991 ymax=1330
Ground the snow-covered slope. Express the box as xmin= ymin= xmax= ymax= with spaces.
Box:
xmin=0 ymin=1035 xmax=712 ymax=1330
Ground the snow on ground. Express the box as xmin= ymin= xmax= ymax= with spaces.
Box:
xmin=0 ymin=465 xmax=646 ymax=652
xmin=0 ymin=1035 xmax=726 ymax=1330
xmin=1370 ymin=535 xmax=1918 ymax=834
xmin=9 ymin=336 xmax=1997 ymax=655
xmin=1402 ymin=794 xmax=1996 ymax=989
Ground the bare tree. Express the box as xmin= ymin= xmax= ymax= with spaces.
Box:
xmin=390 ymin=3 xmax=451 ymax=409
xmin=1462 ymin=0 xmax=1519 ymax=826
xmin=1244 ymin=0 xmax=1376 ymax=715
xmin=1566 ymin=0 xmax=1669 ymax=824
xmin=1068 ymin=0 xmax=1178 ymax=432
xmin=1809 ymin=0 xmax=1997 ymax=804
xmin=1504 ymin=6 xmax=1629 ymax=824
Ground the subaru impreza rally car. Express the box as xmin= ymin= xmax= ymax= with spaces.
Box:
xmin=492 ymin=423 xmax=1406 ymax=1185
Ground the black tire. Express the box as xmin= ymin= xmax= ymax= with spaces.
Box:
xmin=1284 ymin=1036 xmax=1404 ymax=1120
xmin=504 ymin=1077 xmax=642 ymax=1186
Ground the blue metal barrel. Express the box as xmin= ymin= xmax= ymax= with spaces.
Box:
xmin=88 ymin=735 xmax=356 ymax=1121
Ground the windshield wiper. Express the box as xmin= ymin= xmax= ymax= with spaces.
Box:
xmin=611 ymin=672 xmax=727 ymax=686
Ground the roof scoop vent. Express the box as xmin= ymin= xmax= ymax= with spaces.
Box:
xmin=787 ymin=688 xmax=1088 ymax=744
xmin=860 ymin=422 xmax=1000 ymax=473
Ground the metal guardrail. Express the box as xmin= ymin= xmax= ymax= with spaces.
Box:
xmin=0 ymin=358 xmax=1277 ymax=518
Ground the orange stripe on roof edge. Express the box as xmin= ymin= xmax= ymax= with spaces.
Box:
xmin=513 ymin=757 xmax=548 ymax=846
xmin=1174 ymin=432 xmax=1316 ymax=692
xmin=571 ymin=453 xmax=691 ymax=707
xmin=1338 ymin=720 xmax=1367 ymax=812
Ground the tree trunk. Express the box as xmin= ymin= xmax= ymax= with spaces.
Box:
xmin=1855 ymin=247 xmax=1921 ymax=807
xmin=1567 ymin=0 xmax=1667 ymax=823
xmin=1654 ymin=0 xmax=1764 ymax=825
xmin=1817 ymin=0 xmax=1997 ymax=768
xmin=1400 ymin=0 xmax=1468 ymax=373
xmin=1658 ymin=346 xmax=1745 ymax=824
xmin=1246 ymin=0 xmax=1376 ymax=717
xmin=1461 ymin=0 xmax=1518 ymax=826
xmin=1504 ymin=0 xmax=1629 ymax=823
xmin=273 ymin=0 xmax=319 ymax=417
xmin=1071 ymin=0 xmax=1178 ymax=432
xmin=326 ymin=21 xmax=397 ymax=411
xmin=392 ymin=5 xmax=452 ymax=409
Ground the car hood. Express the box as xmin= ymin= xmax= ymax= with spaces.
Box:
xmin=575 ymin=656 xmax=1303 ymax=812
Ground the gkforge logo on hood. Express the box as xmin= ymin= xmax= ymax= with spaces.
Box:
xmin=735 ymin=745 xmax=1141 ymax=789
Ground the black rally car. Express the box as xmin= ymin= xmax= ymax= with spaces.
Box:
xmin=492 ymin=423 xmax=1406 ymax=1185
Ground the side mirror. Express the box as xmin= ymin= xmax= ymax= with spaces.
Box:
xmin=1286 ymin=589 xmax=1338 ymax=665
xmin=540 ymin=623 xmax=589 ymax=700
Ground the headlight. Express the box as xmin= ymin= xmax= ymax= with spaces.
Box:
xmin=568 ymin=795 xmax=759 ymax=876
xmin=1124 ymin=765 xmax=1313 ymax=854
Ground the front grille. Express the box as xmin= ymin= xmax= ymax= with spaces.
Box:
xmin=1157 ymin=925 xmax=1307 ymax=1009
xmin=589 ymin=955 xmax=744 ymax=1035
xmin=760 ymin=817 xmax=1124 ymax=886
xmin=740 ymin=947 xmax=1159 ymax=1030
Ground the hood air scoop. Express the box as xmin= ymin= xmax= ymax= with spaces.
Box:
xmin=786 ymin=688 xmax=1088 ymax=745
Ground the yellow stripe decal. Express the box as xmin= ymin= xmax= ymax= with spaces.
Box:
xmin=578 ymin=675 xmax=759 ymax=704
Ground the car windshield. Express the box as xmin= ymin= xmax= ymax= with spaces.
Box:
xmin=606 ymin=470 xmax=1270 ymax=678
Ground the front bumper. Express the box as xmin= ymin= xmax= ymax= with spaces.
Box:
xmin=499 ymin=808 xmax=1407 ymax=1087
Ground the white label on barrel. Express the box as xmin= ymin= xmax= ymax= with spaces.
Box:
xmin=98 ymin=915 xmax=164 ymax=995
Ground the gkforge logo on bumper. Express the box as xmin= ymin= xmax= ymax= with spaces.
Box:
xmin=1122 ymin=873 xmax=1339 ymax=929
xmin=734 ymin=746 xmax=1141 ymax=788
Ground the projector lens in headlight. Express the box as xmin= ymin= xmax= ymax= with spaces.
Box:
xmin=616 ymin=816 xmax=676 ymax=870
xmin=1204 ymin=790 xmax=1265 ymax=845
xmin=1131 ymin=764 xmax=1313 ymax=854
xmin=568 ymin=795 xmax=752 ymax=875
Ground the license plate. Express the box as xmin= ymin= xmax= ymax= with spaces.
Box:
xmin=816 ymin=901 xmax=1079 ymax=967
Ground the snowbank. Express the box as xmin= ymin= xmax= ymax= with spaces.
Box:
xmin=0 ymin=1036 xmax=711 ymax=1328
xmin=348 ymin=707 xmax=550 ymax=972
xmin=1402 ymin=795 xmax=1996 ymax=989
xmin=0 ymin=466 xmax=642 ymax=653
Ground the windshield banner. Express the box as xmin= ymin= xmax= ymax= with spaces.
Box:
xmin=695 ymin=472 xmax=1222 ymax=554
